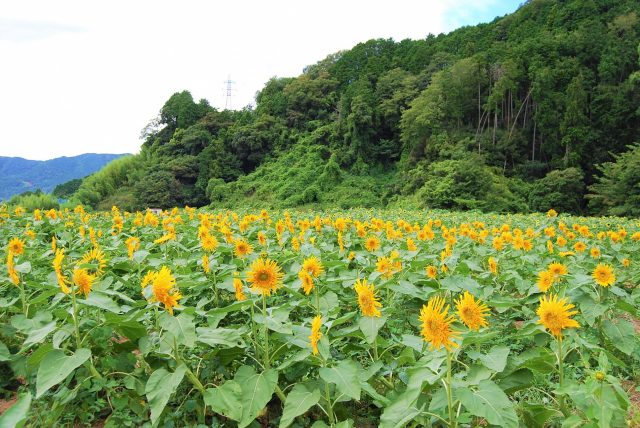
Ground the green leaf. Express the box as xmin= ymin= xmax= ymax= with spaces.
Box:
xmin=36 ymin=348 xmax=91 ymax=398
xmin=204 ymin=380 xmax=243 ymax=422
xmin=279 ymin=383 xmax=321 ymax=428
xmin=0 ymin=341 xmax=10 ymax=362
xmin=196 ymin=326 xmax=246 ymax=348
xmin=521 ymin=403 xmax=562 ymax=428
xmin=78 ymin=291 xmax=122 ymax=313
xmin=234 ymin=366 xmax=278 ymax=428
xmin=0 ymin=392 xmax=31 ymax=428
xmin=145 ymin=364 xmax=187 ymax=427
xmin=358 ymin=315 xmax=387 ymax=344
xmin=379 ymin=388 xmax=425 ymax=428
xmin=14 ymin=261 xmax=31 ymax=274
xmin=319 ymin=359 xmax=361 ymax=401
xmin=456 ymin=380 xmax=518 ymax=428
xmin=161 ymin=311 xmax=196 ymax=348
xmin=602 ymin=319 xmax=636 ymax=355
xmin=22 ymin=321 xmax=57 ymax=349
xmin=478 ymin=345 xmax=509 ymax=373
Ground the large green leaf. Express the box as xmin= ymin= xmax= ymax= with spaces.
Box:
xmin=359 ymin=314 xmax=387 ymax=344
xmin=602 ymin=319 xmax=636 ymax=355
xmin=36 ymin=348 xmax=91 ymax=398
xmin=145 ymin=364 xmax=186 ymax=427
xmin=279 ymin=383 xmax=321 ymax=428
xmin=196 ymin=326 xmax=246 ymax=348
xmin=22 ymin=321 xmax=57 ymax=348
xmin=478 ymin=345 xmax=510 ymax=373
xmin=0 ymin=392 xmax=31 ymax=428
xmin=78 ymin=291 xmax=122 ymax=313
xmin=0 ymin=340 xmax=10 ymax=362
xmin=234 ymin=365 xmax=278 ymax=428
xmin=204 ymin=380 xmax=243 ymax=422
xmin=161 ymin=311 xmax=196 ymax=348
xmin=456 ymin=380 xmax=518 ymax=428
xmin=319 ymin=359 xmax=361 ymax=401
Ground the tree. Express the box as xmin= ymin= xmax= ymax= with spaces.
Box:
xmin=588 ymin=144 xmax=640 ymax=216
xmin=529 ymin=168 xmax=585 ymax=214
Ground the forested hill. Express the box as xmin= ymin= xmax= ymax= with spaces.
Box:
xmin=72 ymin=0 xmax=640 ymax=215
xmin=0 ymin=154 xmax=127 ymax=201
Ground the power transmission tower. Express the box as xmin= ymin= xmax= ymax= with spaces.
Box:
xmin=224 ymin=75 xmax=235 ymax=110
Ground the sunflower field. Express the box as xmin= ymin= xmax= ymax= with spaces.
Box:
xmin=0 ymin=205 xmax=639 ymax=427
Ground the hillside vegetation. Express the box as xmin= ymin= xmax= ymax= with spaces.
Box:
xmin=71 ymin=0 xmax=640 ymax=215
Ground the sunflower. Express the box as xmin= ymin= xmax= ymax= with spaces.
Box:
xmin=537 ymin=270 xmax=554 ymax=293
xmin=233 ymin=274 xmax=246 ymax=301
xmin=149 ymin=266 xmax=181 ymax=315
xmin=201 ymin=255 xmax=210 ymax=274
xmin=425 ymin=265 xmax=438 ymax=279
xmin=354 ymin=278 xmax=382 ymax=317
xmin=79 ymin=247 xmax=107 ymax=277
xmin=590 ymin=247 xmax=600 ymax=258
xmin=201 ymin=233 xmax=219 ymax=252
xmin=299 ymin=270 xmax=314 ymax=295
xmin=536 ymin=294 xmax=579 ymax=338
xmin=234 ymin=239 xmax=253 ymax=258
xmin=257 ymin=231 xmax=267 ymax=246
xmin=73 ymin=268 xmax=95 ymax=297
xmin=406 ymin=238 xmax=417 ymax=251
xmin=592 ymin=263 xmax=615 ymax=287
xmin=488 ymin=257 xmax=497 ymax=275
xmin=6 ymin=252 xmax=19 ymax=286
xmin=302 ymin=256 xmax=324 ymax=278
xmin=53 ymin=249 xmax=70 ymax=294
xmin=419 ymin=296 xmax=460 ymax=351
xmin=125 ymin=236 xmax=140 ymax=260
xmin=364 ymin=236 xmax=380 ymax=252
xmin=8 ymin=237 xmax=25 ymax=255
xmin=573 ymin=241 xmax=586 ymax=253
xmin=309 ymin=315 xmax=322 ymax=356
xmin=247 ymin=258 xmax=284 ymax=296
xmin=376 ymin=256 xmax=394 ymax=279
xmin=547 ymin=262 xmax=568 ymax=278
xmin=455 ymin=292 xmax=490 ymax=331
xmin=623 ymin=258 xmax=631 ymax=268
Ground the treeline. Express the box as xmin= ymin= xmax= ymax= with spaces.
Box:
xmin=70 ymin=0 xmax=640 ymax=215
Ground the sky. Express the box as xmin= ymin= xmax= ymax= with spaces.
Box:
xmin=0 ymin=0 xmax=522 ymax=161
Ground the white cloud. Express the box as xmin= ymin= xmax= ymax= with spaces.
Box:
xmin=0 ymin=0 xmax=517 ymax=160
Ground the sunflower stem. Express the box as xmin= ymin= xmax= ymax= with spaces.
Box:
xmin=19 ymin=279 xmax=27 ymax=314
xmin=557 ymin=335 xmax=569 ymax=416
xmin=314 ymin=284 xmax=320 ymax=316
xmin=262 ymin=293 xmax=270 ymax=369
xmin=446 ymin=350 xmax=457 ymax=428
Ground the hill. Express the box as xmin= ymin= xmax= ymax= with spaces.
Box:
xmin=71 ymin=0 xmax=640 ymax=214
xmin=0 ymin=153 xmax=128 ymax=200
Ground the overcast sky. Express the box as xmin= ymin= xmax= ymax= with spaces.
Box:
xmin=0 ymin=0 xmax=521 ymax=160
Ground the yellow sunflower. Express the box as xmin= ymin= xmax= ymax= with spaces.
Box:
xmin=73 ymin=268 xmax=95 ymax=297
xmin=547 ymin=262 xmax=568 ymax=278
xmin=488 ymin=257 xmax=497 ymax=275
xmin=419 ymin=296 xmax=460 ymax=351
xmin=299 ymin=270 xmax=314 ymax=295
xmin=309 ymin=315 xmax=322 ymax=356
xmin=536 ymin=294 xmax=579 ymax=338
xmin=125 ymin=236 xmax=140 ymax=260
xmin=234 ymin=239 xmax=253 ymax=258
xmin=354 ymin=278 xmax=382 ymax=317
xmin=8 ymin=237 xmax=25 ymax=255
xmin=592 ymin=263 xmax=615 ymax=287
xmin=149 ymin=266 xmax=181 ymax=315
xmin=247 ymin=258 xmax=284 ymax=296
xmin=79 ymin=247 xmax=107 ymax=277
xmin=201 ymin=233 xmax=219 ymax=252
xmin=455 ymin=291 xmax=490 ymax=331
xmin=233 ymin=274 xmax=246 ymax=301
xmin=425 ymin=265 xmax=438 ymax=279
xmin=53 ymin=249 xmax=70 ymax=294
xmin=364 ymin=236 xmax=380 ymax=252
xmin=302 ymin=256 xmax=324 ymax=278
xmin=537 ymin=270 xmax=554 ymax=293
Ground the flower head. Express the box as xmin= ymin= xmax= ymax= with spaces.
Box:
xmin=455 ymin=292 xmax=489 ymax=331
xmin=488 ymin=257 xmax=497 ymax=275
xmin=125 ymin=236 xmax=140 ymax=259
xmin=53 ymin=249 xmax=70 ymax=293
xmin=247 ymin=258 xmax=284 ymax=296
xmin=299 ymin=270 xmax=314 ymax=295
xmin=419 ymin=296 xmax=460 ymax=351
xmin=8 ymin=237 xmax=25 ymax=255
xmin=233 ymin=274 xmax=246 ymax=301
xmin=73 ymin=268 xmax=95 ymax=297
xmin=234 ymin=239 xmax=253 ymax=258
xmin=425 ymin=265 xmax=438 ymax=279
xmin=364 ymin=236 xmax=380 ymax=252
xmin=148 ymin=266 xmax=181 ymax=315
xmin=592 ymin=263 xmax=615 ymax=287
xmin=302 ymin=256 xmax=324 ymax=278
xmin=537 ymin=270 xmax=554 ymax=293
xmin=354 ymin=278 xmax=382 ymax=317
xmin=536 ymin=294 xmax=579 ymax=338
xmin=79 ymin=247 xmax=107 ymax=277
xmin=309 ymin=315 xmax=322 ymax=356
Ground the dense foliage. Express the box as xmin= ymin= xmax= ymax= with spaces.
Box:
xmin=0 ymin=205 xmax=638 ymax=426
xmin=71 ymin=0 xmax=640 ymax=215
xmin=0 ymin=154 xmax=126 ymax=201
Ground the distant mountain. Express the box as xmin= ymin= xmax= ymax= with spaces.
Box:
xmin=0 ymin=153 xmax=128 ymax=200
